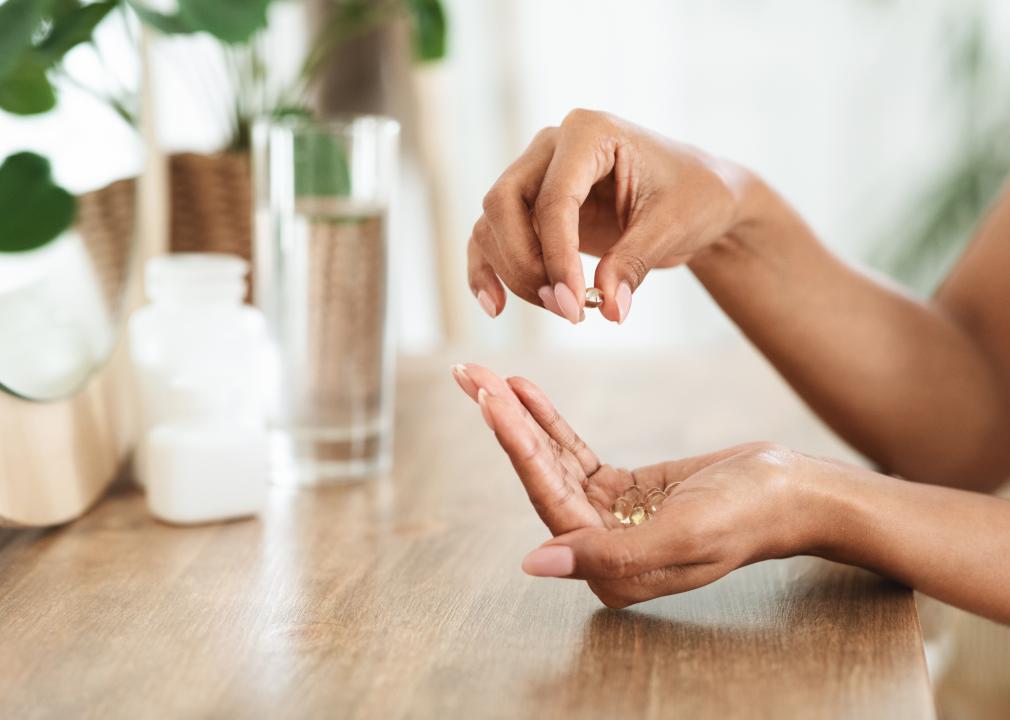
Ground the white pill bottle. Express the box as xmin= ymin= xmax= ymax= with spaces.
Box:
xmin=128 ymin=254 xmax=270 ymax=523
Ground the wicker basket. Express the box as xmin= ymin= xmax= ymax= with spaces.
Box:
xmin=168 ymin=152 xmax=253 ymax=297
xmin=76 ymin=177 xmax=137 ymax=320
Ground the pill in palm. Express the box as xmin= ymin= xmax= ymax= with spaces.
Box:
xmin=611 ymin=496 xmax=632 ymax=525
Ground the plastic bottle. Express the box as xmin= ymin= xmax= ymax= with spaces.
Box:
xmin=145 ymin=378 xmax=267 ymax=524
xmin=128 ymin=254 xmax=270 ymax=519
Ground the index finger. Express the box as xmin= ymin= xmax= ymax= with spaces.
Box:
xmin=532 ymin=110 xmax=621 ymax=322
xmin=481 ymin=392 xmax=604 ymax=534
xmin=481 ymin=128 xmax=561 ymax=316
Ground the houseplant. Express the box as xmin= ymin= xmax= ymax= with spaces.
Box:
xmin=135 ymin=0 xmax=447 ymax=270
xmin=0 ymin=0 xmax=273 ymax=254
xmin=0 ymin=0 xmax=123 ymax=252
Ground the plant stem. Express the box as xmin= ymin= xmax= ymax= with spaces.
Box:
xmin=56 ymin=67 xmax=136 ymax=127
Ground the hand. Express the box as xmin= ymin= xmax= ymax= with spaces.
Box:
xmin=451 ymin=363 xmax=826 ymax=608
xmin=468 ymin=109 xmax=755 ymax=324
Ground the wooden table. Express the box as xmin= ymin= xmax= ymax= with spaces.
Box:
xmin=0 ymin=344 xmax=934 ymax=719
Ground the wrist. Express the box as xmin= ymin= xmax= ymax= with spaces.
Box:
xmin=715 ymin=159 xmax=767 ymax=231
xmin=789 ymin=456 xmax=878 ymax=561
xmin=687 ymin=168 xmax=801 ymax=273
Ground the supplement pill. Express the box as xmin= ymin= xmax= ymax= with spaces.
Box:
xmin=584 ymin=288 xmax=604 ymax=309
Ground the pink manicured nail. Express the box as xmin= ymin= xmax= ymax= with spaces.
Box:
xmin=537 ymin=285 xmax=563 ymax=317
xmin=477 ymin=290 xmax=497 ymax=318
xmin=477 ymin=388 xmax=495 ymax=431
xmin=451 ymin=364 xmax=477 ymax=398
xmin=553 ymin=283 xmax=581 ymax=324
xmin=616 ymin=282 xmax=632 ymax=324
xmin=522 ymin=546 xmax=575 ymax=577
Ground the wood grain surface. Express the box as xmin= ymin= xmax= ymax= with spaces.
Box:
xmin=0 ymin=344 xmax=935 ymax=719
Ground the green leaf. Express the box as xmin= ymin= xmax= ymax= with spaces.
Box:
xmin=271 ymin=105 xmax=312 ymax=120
xmin=127 ymin=1 xmax=196 ymax=35
xmin=35 ymin=1 xmax=118 ymax=63
xmin=0 ymin=56 xmax=56 ymax=114
xmin=0 ymin=0 xmax=47 ymax=80
xmin=406 ymin=0 xmax=446 ymax=62
xmin=130 ymin=0 xmax=271 ymax=43
xmin=176 ymin=0 xmax=271 ymax=44
xmin=0 ymin=151 xmax=76 ymax=252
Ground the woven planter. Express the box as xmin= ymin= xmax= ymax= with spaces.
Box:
xmin=168 ymin=152 xmax=253 ymax=295
xmin=76 ymin=176 xmax=137 ymax=318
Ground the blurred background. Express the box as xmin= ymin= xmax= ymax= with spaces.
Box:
xmin=5 ymin=0 xmax=1010 ymax=357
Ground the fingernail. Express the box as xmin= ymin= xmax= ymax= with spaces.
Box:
xmin=521 ymin=546 xmax=575 ymax=577
xmin=616 ymin=282 xmax=632 ymax=324
xmin=477 ymin=388 xmax=495 ymax=431
xmin=537 ymin=285 xmax=563 ymax=318
xmin=451 ymin=364 xmax=477 ymax=397
xmin=477 ymin=290 xmax=497 ymax=318
xmin=553 ymin=283 xmax=581 ymax=325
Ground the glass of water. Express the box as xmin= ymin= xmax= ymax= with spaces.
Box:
xmin=253 ymin=115 xmax=399 ymax=485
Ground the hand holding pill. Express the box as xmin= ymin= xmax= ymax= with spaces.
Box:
xmin=467 ymin=110 xmax=754 ymax=325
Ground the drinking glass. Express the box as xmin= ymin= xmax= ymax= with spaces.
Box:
xmin=253 ymin=115 xmax=399 ymax=485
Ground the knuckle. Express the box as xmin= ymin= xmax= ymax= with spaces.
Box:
xmin=533 ymin=188 xmax=578 ymax=218
xmin=471 ymin=219 xmax=493 ymax=248
xmin=740 ymin=441 xmax=795 ymax=468
xmin=532 ymin=125 xmax=558 ymax=143
xmin=561 ymin=107 xmax=598 ymax=128
xmin=530 ymin=480 xmax=576 ymax=515
xmin=607 ymin=250 xmax=649 ymax=287
xmin=538 ymin=241 xmax=571 ymax=266
xmin=514 ymin=243 xmax=545 ymax=272
xmin=571 ymin=433 xmax=589 ymax=454
xmin=481 ymin=186 xmax=509 ymax=218
xmin=600 ymin=542 xmax=638 ymax=579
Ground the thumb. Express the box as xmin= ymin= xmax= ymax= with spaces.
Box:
xmin=520 ymin=525 xmax=663 ymax=581
xmin=593 ymin=219 xmax=690 ymax=324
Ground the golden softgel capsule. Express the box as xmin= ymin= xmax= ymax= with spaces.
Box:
xmin=584 ymin=287 xmax=604 ymax=309
xmin=611 ymin=497 xmax=632 ymax=525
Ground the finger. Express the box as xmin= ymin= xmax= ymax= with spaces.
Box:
xmin=461 ymin=365 xmax=585 ymax=478
xmin=450 ymin=363 xmax=479 ymax=401
xmin=453 ymin=363 xmax=524 ymax=407
xmin=480 ymin=392 xmax=603 ymax=533
xmin=526 ymin=510 xmax=716 ymax=581
xmin=472 ymin=216 xmax=543 ymax=307
xmin=467 ymin=233 xmax=506 ymax=318
xmin=482 ymin=128 xmax=558 ymax=311
xmin=592 ymin=219 xmax=672 ymax=324
xmin=454 ymin=363 xmax=561 ymax=446
xmin=533 ymin=110 xmax=620 ymax=322
xmin=506 ymin=376 xmax=600 ymax=476
xmin=472 ymin=216 xmax=541 ymax=307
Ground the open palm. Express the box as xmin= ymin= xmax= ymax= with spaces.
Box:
xmin=451 ymin=363 xmax=674 ymax=535
xmin=451 ymin=363 xmax=803 ymax=609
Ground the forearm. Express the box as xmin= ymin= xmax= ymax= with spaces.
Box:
xmin=690 ymin=176 xmax=1010 ymax=489
xmin=803 ymin=461 xmax=1010 ymax=624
